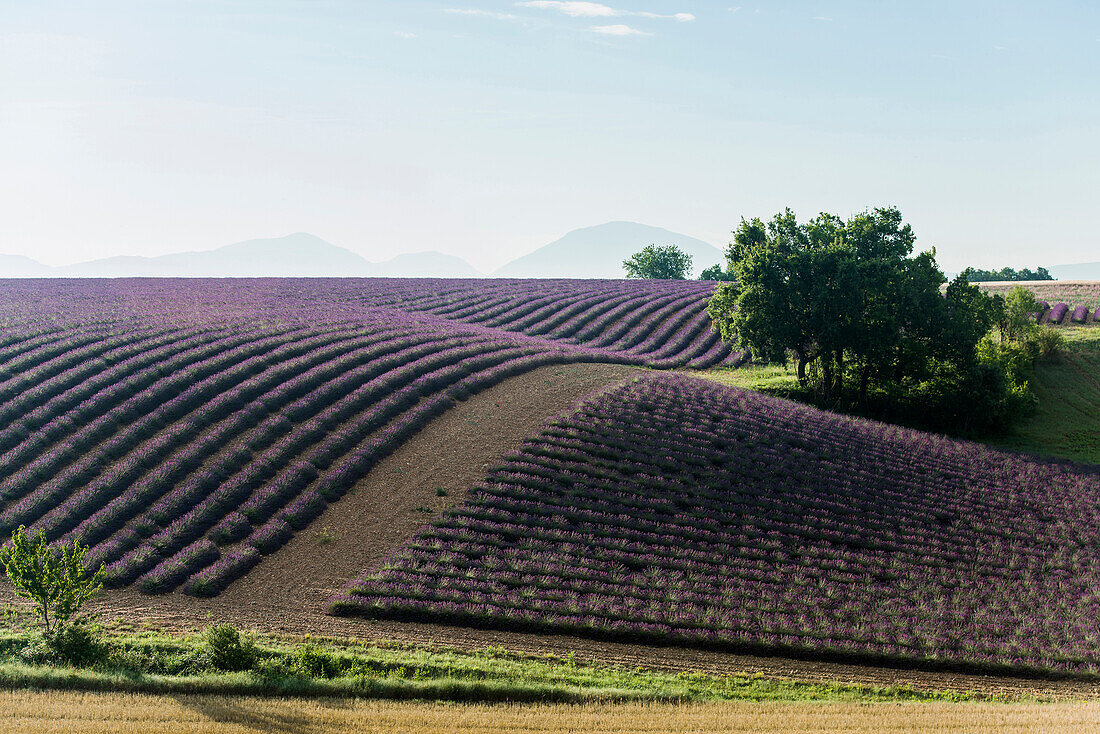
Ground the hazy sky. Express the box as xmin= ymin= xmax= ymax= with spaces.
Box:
xmin=2 ymin=1 xmax=1097 ymax=273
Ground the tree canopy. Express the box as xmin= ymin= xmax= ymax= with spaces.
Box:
xmin=962 ymin=266 xmax=1053 ymax=282
xmin=707 ymin=207 xmax=1034 ymax=434
xmin=698 ymin=263 xmax=734 ymax=281
xmin=622 ymin=244 xmax=693 ymax=280
xmin=1 ymin=526 xmax=104 ymax=635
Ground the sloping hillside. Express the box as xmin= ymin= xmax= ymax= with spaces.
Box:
xmin=333 ymin=373 xmax=1100 ymax=675
xmin=0 ymin=279 xmax=735 ymax=599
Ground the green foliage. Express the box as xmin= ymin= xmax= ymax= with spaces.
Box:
xmin=998 ymin=285 xmax=1040 ymax=343
xmin=0 ymin=626 xmax=989 ymax=703
xmin=708 ymin=207 xmax=1030 ymax=435
xmin=0 ymin=526 xmax=104 ymax=636
xmin=43 ymin=620 xmax=105 ymax=667
xmin=202 ymin=624 xmax=257 ymax=672
xmin=622 ymin=244 xmax=693 ymax=280
xmin=295 ymin=640 xmax=343 ymax=678
xmin=698 ymin=263 xmax=734 ymax=281
xmin=1033 ymin=327 xmax=1064 ymax=360
xmin=962 ymin=265 xmax=1053 ymax=282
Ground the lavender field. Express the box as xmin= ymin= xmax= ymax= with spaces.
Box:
xmin=333 ymin=374 xmax=1100 ymax=675
xmin=0 ymin=279 xmax=739 ymax=597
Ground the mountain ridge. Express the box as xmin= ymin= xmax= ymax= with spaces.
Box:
xmin=494 ymin=221 xmax=724 ymax=279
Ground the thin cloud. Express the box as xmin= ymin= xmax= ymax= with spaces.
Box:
xmin=444 ymin=8 xmax=519 ymax=20
xmin=518 ymin=2 xmax=693 ymax=22
xmin=519 ymin=1 xmax=617 ymax=16
xmin=589 ymin=24 xmax=652 ymax=35
xmin=636 ymin=11 xmax=694 ymax=21
xmin=812 ymin=16 xmax=833 ymax=21
xmin=393 ymin=31 xmax=418 ymax=39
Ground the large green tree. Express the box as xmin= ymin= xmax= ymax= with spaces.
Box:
xmin=622 ymin=244 xmax=693 ymax=280
xmin=707 ymin=208 xmax=1025 ymax=430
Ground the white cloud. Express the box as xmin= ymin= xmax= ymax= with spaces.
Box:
xmin=589 ymin=24 xmax=652 ymax=35
xmin=517 ymin=2 xmax=693 ymax=22
xmin=812 ymin=16 xmax=833 ymax=22
xmin=444 ymin=8 xmax=518 ymax=20
xmin=636 ymin=11 xmax=694 ymax=21
xmin=519 ymin=1 xmax=617 ymax=16
xmin=728 ymin=6 xmax=742 ymax=12
xmin=394 ymin=31 xmax=418 ymax=39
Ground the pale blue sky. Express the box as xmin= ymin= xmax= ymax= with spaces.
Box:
xmin=1 ymin=1 xmax=1097 ymax=272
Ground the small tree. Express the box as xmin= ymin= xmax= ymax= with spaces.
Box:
xmin=0 ymin=526 xmax=104 ymax=636
xmin=623 ymin=244 xmax=693 ymax=280
xmin=698 ymin=263 xmax=734 ymax=281
xmin=999 ymin=285 xmax=1040 ymax=343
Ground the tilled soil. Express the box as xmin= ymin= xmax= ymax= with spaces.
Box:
xmin=8 ymin=363 xmax=1100 ymax=701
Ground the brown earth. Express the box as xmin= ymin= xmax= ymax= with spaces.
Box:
xmin=6 ymin=362 xmax=1100 ymax=701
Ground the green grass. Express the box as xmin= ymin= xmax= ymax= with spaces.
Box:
xmin=694 ymin=329 xmax=1100 ymax=465
xmin=990 ymin=328 xmax=1100 ymax=464
xmin=682 ymin=363 xmax=801 ymax=395
xmin=0 ymin=624 xmax=987 ymax=703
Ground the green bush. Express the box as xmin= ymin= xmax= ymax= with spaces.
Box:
xmin=203 ymin=624 xmax=257 ymax=672
xmin=294 ymin=640 xmax=343 ymax=678
xmin=45 ymin=620 xmax=105 ymax=667
xmin=1033 ymin=328 xmax=1064 ymax=360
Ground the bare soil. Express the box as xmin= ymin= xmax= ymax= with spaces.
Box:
xmin=7 ymin=362 xmax=1100 ymax=701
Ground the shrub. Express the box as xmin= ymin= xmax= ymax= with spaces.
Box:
xmin=203 ymin=623 xmax=257 ymax=672
xmin=44 ymin=620 xmax=106 ymax=666
xmin=1034 ymin=328 xmax=1064 ymax=360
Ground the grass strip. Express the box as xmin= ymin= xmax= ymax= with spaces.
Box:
xmin=0 ymin=626 xmax=986 ymax=704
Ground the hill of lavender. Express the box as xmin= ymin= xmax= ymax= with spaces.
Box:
xmin=334 ymin=373 xmax=1100 ymax=676
xmin=0 ymin=278 xmax=738 ymax=597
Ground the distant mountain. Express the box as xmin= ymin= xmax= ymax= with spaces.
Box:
xmin=0 ymin=254 xmax=52 ymax=277
xmin=494 ymin=222 xmax=724 ymax=279
xmin=0 ymin=233 xmax=483 ymax=278
xmin=1048 ymin=262 xmax=1100 ymax=281
xmin=375 ymin=251 xmax=483 ymax=278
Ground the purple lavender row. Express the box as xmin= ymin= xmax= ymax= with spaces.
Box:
xmin=41 ymin=325 xmax=411 ymax=546
xmin=0 ymin=325 xmax=134 ymax=406
xmin=185 ymin=350 xmax=589 ymax=594
xmin=0 ymin=326 xmax=287 ymax=506
xmin=0 ymin=327 xmax=68 ymax=368
xmin=336 ymin=373 xmax=1100 ymax=674
xmin=0 ymin=326 xmax=218 ymax=457
xmin=119 ymin=338 xmax=543 ymax=590
xmin=0 ymin=324 xmax=330 ymax=530
xmin=77 ymin=326 xmax=457 ymax=570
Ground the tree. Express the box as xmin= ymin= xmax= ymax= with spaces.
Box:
xmin=0 ymin=526 xmax=104 ymax=636
xmin=998 ymin=285 xmax=1040 ymax=343
xmin=622 ymin=244 xmax=693 ymax=280
xmin=961 ymin=266 xmax=1053 ymax=282
xmin=698 ymin=263 xmax=734 ymax=281
xmin=707 ymin=207 xmax=1028 ymax=433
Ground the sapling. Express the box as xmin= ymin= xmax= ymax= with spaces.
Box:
xmin=0 ymin=525 xmax=105 ymax=636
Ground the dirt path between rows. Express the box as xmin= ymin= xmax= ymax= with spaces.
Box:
xmin=9 ymin=362 xmax=1100 ymax=701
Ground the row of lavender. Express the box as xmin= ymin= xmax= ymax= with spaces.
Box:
xmin=0 ymin=276 xmax=736 ymax=597
xmin=0 ymin=319 xmax=576 ymax=594
xmin=333 ymin=374 xmax=1100 ymax=674
xmin=348 ymin=279 xmax=738 ymax=368
xmin=1035 ymin=301 xmax=1100 ymax=325
xmin=0 ymin=279 xmax=739 ymax=369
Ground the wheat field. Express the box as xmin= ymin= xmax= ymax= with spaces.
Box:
xmin=5 ymin=691 xmax=1100 ymax=733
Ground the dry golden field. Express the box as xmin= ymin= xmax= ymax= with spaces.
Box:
xmin=5 ymin=691 xmax=1100 ymax=734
